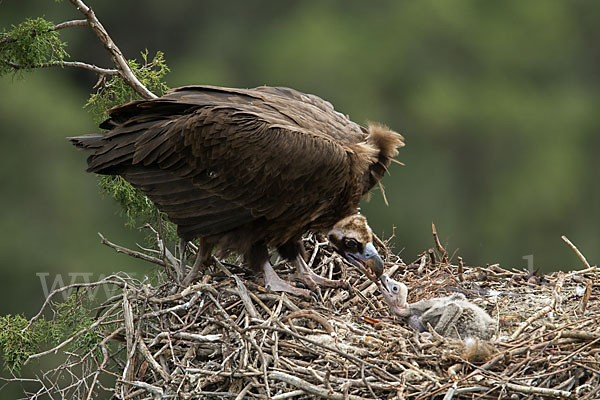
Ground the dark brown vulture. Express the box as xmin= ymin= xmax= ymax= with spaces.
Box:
xmin=70 ymin=85 xmax=404 ymax=298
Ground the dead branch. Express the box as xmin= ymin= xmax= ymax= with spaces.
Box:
xmin=53 ymin=19 xmax=88 ymax=30
xmin=98 ymin=232 xmax=170 ymax=268
xmin=432 ymin=222 xmax=448 ymax=263
xmin=270 ymin=371 xmax=368 ymax=400
xmin=7 ymin=60 xmax=118 ymax=75
xmin=562 ymin=235 xmax=594 ymax=271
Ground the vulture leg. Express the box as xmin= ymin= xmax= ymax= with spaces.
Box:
xmin=177 ymin=239 xmax=187 ymax=282
xmin=182 ymin=238 xmax=211 ymax=286
xmin=249 ymin=242 xmax=313 ymax=299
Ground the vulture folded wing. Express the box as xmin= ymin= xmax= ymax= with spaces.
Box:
xmin=72 ymin=86 xmax=363 ymax=241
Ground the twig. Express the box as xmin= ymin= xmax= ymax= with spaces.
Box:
xmin=0 ymin=19 xmax=88 ymax=45
xmin=487 ymin=379 xmax=572 ymax=398
xmin=24 ymin=301 xmax=121 ymax=365
xmin=551 ymin=335 xmax=600 ymax=368
xmin=377 ymin=181 xmax=389 ymax=206
xmin=269 ymin=371 xmax=368 ymax=400
xmin=121 ymin=380 xmax=165 ymax=398
xmin=561 ymin=235 xmax=593 ymax=271
xmin=234 ymin=382 xmax=254 ymax=400
xmin=554 ymin=329 xmax=600 ymax=340
xmin=53 ymin=19 xmax=89 ymax=30
xmin=282 ymin=310 xmax=335 ymax=335
xmin=6 ymin=59 xmax=117 ymax=75
xmin=23 ymin=276 xmax=126 ymax=331
xmin=45 ymin=60 xmax=118 ymax=75
xmin=431 ymin=223 xmax=448 ymax=263
xmin=442 ymin=382 xmax=457 ymax=400
xmin=234 ymin=275 xmax=259 ymax=319
xmin=99 ymin=232 xmax=169 ymax=267
xmin=428 ymin=249 xmax=436 ymax=266
xmin=137 ymin=339 xmax=171 ymax=382
xmin=0 ymin=35 xmax=15 ymax=44
xmin=271 ymin=389 xmax=305 ymax=400
xmin=580 ymin=279 xmax=592 ymax=314
xmin=163 ymin=331 xmax=222 ymax=342
xmin=122 ymin=288 xmax=136 ymax=383
xmin=85 ymin=342 xmax=109 ymax=400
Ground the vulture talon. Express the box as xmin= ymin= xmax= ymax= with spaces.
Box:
xmin=310 ymin=291 xmax=320 ymax=303
xmin=295 ymin=281 xmax=308 ymax=290
xmin=69 ymin=85 xmax=403 ymax=298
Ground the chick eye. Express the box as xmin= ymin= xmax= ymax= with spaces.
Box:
xmin=344 ymin=238 xmax=359 ymax=252
xmin=392 ymin=285 xmax=399 ymax=293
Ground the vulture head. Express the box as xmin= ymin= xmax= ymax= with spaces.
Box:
xmin=378 ymin=274 xmax=409 ymax=316
xmin=327 ymin=214 xmax=384 ymax=280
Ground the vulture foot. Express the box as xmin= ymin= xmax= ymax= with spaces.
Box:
xmin=262 ymin=261 xmax=315 ymax=299
xmin=293 ymin=256 xmax=348 ymax=291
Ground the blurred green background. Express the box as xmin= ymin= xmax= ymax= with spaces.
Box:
xmin=1 ymin=0 xmax=599 ymax=320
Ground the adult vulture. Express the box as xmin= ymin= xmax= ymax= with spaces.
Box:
xmin=70 ymin=85 xmax=404 ymax=298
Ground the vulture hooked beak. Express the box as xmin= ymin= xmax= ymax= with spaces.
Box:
xmin=343 ymin=242 xmax=384 ymax=280
xmin=327 ymin=214 xmax=384 ymax=281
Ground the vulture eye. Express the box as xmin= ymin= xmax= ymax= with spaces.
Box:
xmin=344 ymin=238 xmax=359 ymax=252
xmin=391 ymin=285 xmax=399 ymax=293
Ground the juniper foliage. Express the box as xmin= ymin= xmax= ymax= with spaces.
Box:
xmin=0 ymin=17 xmax=68 ymax=77
xmin=2 ymin=15 xmax=174 ymax=239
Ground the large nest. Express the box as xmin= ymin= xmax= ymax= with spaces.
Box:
xmin=6 ymin=227 xmax=600 ymax=399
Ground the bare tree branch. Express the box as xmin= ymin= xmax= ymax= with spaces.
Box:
xmin=23 ymin=275 xmax=127 ymax=332
xmin=24 ymin=300 xmax=121 ymax=366
xmin=53 ymin=19 xmax=88 ymax=30
xmin=0 ymin=35 xmax=14 ymax=44
xmin=0 ymin=19 xmax=88 ymax=44
xmin=6 ymin=60 xmax=118 ymax=75
xmin=68 ymin=0 xmax=157 ymax=99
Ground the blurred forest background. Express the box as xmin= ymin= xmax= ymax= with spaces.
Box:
xmin=1 ymin=0 xmax=599 ymax=320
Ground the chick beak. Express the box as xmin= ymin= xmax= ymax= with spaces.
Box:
xmin=345 ymin=242 xmax=384 ymax=281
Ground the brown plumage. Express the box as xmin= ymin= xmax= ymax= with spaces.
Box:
xmin=70 ymin=85 xmax=404 ymax=298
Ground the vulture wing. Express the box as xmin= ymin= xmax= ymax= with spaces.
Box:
xmin=71 ymin=86 xmax=389 ymax=243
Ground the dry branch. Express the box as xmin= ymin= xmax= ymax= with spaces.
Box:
xmin=270 ymin=371 xmax=368 ymax=400
xmin=562 ymin=235 xmax=593 ymax=270
xmin=53 ymin=19 xmax=88 ymax=30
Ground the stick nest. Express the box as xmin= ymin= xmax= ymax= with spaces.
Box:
xmin=7 ymin=229 xmax=600 ymax=400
